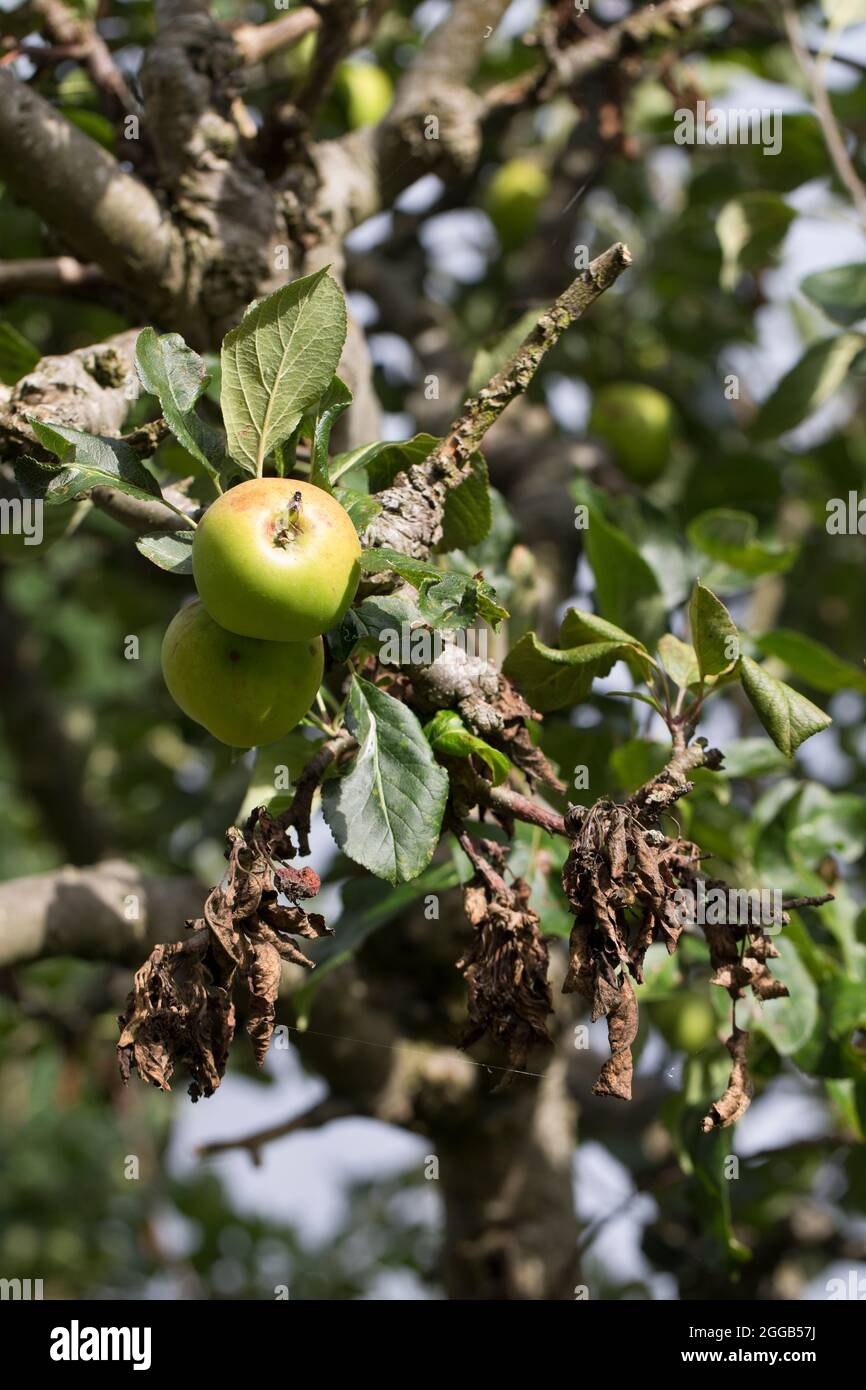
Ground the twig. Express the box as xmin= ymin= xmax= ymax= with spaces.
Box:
xmin=293 ymin=0 xmax=358 ymax=117
xmin=89 ymin=487 xmax=193 ymax=534
xmin=0 ymin=256 xmax=107 ymax=301
xmin=278 ymin=729 xmax=357 ymax=855
xmin=29 ymin=0 xmax=138 ymax=119
xmin=197 ymin=1095 xmax=354 ymax=1163
xmin=232 ymin=10 xmax=321 ymax=65
xmin=781 ymin=0 xmax=866 ymax=233
xmin=364 ymin=243 xmax=632 ymax=559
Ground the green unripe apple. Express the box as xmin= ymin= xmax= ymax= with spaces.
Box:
xmin=192 ymin=478 xmax=361 ymax=642
xmin=485 ymin=158 xmax=550 ymax=251
xmin=338 ymin=61 xmax=394 ymax=129
xmin=653 ymin=996 xmax=718 ymax=1054
xmin=161 ymin=599 xmax=324 ymax=748
xmin=589 ymin=382 xmax=675 ymax=484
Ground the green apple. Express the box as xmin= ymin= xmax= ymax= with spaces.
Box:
xmin=589 ymin=382 xmax=675 ymax=484
xmin=653 ymin=996 xmax=718 ymax=1054
xmin=338 ymin=61 xmax=394 ymax=129
xmin=192 ymin=478 xmax=361 ymax=642
xmin=161 ymin=599 xmax=324 ymax=748
xmin=485 ymin=158 xmax=550 ymax=251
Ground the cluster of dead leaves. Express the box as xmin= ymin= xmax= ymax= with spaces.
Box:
xmin=118 ymin=810 xmax=330 ymax=1100
xmin=559 ymin=791 xmax=793 ymax=1130
xmin=457 ymin=838 xmax=553 ymax=1079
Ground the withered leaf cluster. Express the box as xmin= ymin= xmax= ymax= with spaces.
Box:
xmin=118 ymin=811 xmax=330 ymax=1099
xmin=562 ymin=800 xmax=703 ymax=1100
xmin=457 ymin=839 xmax=553 ymax=1078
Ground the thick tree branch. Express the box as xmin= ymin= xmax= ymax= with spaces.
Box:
xmin=0 ymin=329 xmax=141 ymax=451
xmin=0 ymin=71 xmax=183 ymax=312
xmin=364 ymin=242 xmax=632 ymax=558
xmin=0 ymin=861 xmax=203 ymax=969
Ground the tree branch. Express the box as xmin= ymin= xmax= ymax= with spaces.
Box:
xmin=29 ymin=0 xmax=138 ymax=120
xmin=197 ymin=1095 xmax=354 ymax=1162
xmin=232 ymin=10 xmax=321 ymax=66
xmin=0 ymin=329 xmax=141 ymax=452
xmin=0 ymin=71 xmax=183 ymax=311
xmin=0 ymin=256 xmax=108 ymax=301
xmin=364 ymin=242 xmax=632 ymax=558
xmin=0 ymin=861 xmax=203 ymax=969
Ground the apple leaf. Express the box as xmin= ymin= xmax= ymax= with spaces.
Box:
xmin=135 ymin=328 xmax=227 ymax=483
xmin=423 ymin=709 xmax=512 ymax=785
xmin=438 ymin=451 xmax=492 ymax=551
xmin=321 ymin=676 xmax=449 ymax=884
xmin=135 ymin=530 xmax=195 ymax=574
xmin=755 ymin=629 xmax=866 ymax=694
xmin=801 ymin=262 xmax=866 ymax=327
xmin=220 ymin=268 xmax=347 ymax=476
xmin=334 ymin=485 xmax=381 ymax=534
xmin=581 ymin=497 xmax=666 ymax=647
xmin=26 ymin=418 xmax=179 ymax=511
xmin=359 ymin=546 xmax=508 ymax=628
xmin=307 ymin=376 xmax=353 ymax=490
xmin=751 ymin=333 xmax=865 ymax=440
xmin=0 ymin=320 xmax=41 ymax=385
xmin=740 ymin=654 xmax=832 ymax=756
xmin=687 ymin=509 xmax=798 ymax=577
xmin=657 ymin=633 xmax=701 ymax=689
xmin=715 ymin=193 xmax=794 ymax=291
xmin=502 ymin=631 xmax=633 ymax=712
xmin=688 ymin=581 xmax=740 ymax=680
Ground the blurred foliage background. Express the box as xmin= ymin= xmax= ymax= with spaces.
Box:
xmin=1 ymin=0 xmax=866 ymax=1299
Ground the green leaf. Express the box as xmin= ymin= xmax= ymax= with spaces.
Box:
xmin=334 ymin=485 xmax=382 ymax=534
xmin=502 ymin=632 xmax=632 ymax=712
xmin=752 ymin=333 xmax=865 ymax=440
xmin=424 ymin=709 xmax=512 ymax=785
xmin=720 ymin=738 xmax=788 ymax=778
xmin=787 ymin=784 xmax=866 ymax=864
xmin=27 ymin=418 xmax=169 ymax=509
xmin=716 ymin=193 xmax=794 ymax=291
xmin=740 ymin=655 xmax=832 ymax=757
xmin=583 ymin=499 xmax=666 ymax=647
xmin=688 ymin=581 xmax=740 ymax=680
xmin=220 ymin=268 xmax=347 ymax=475
xmin=365 ymin=433 xmax=437 ymax=492
xmin=657 ymin=633 xmax=700 ymax=688
xmin=559 ymin=607 xmax=645 ymax=650
xmin=307 ymin=376 xmax=353 ymax=490
xmin=438 ymin=451 xmax=492 ymax=551
xmin=0 ymin=321 xmax=41 ymax=385
xmin=801 ymin=263 xmax=866 ymax=327
xmin=755 ymin=629 xmax=866 ymax=694
xmin=135 ymin=328 xmax=227 ymax=482
xmin=687 ymin=509 xmax=798 ymax=577
xmin=135 ymin=530 xmax=195 ymax=574
xmin=321 ymin=676 xmax=449 ymax=883
xmin=754 ymin=938 xmax=819 ymax=1057
xmin=359 ymin=546 xmax=507 ymax=629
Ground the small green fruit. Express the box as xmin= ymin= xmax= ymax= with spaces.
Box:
xmin=589 ymin=382 xmax=675 ymax=484
xmin=485 ymin=158 xmax=550 ymax=251
xmin=161 ymin=599 xmax=324 ymax=748
xmin=653 ymin=996 xmax=718 ymax=1054
xmin=192 ymin=478 xmax=361 ymax=642
xmin=338 ymin=62 xmax=394 ymax=129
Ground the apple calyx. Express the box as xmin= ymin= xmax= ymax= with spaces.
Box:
xmin=272 ymin=490 xmax=304 ymax=548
